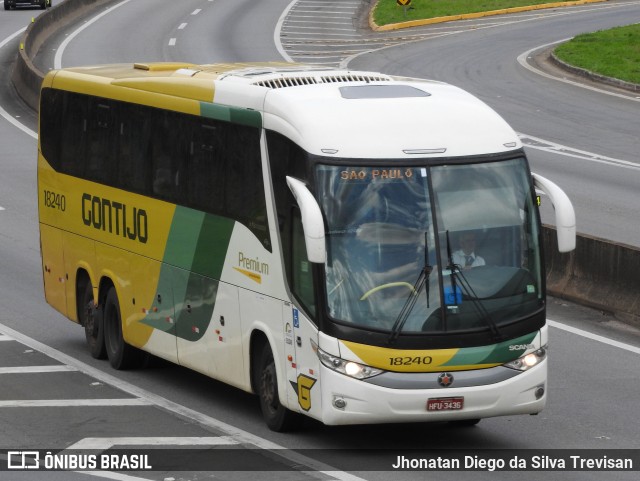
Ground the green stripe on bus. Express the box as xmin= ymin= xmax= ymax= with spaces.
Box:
xmin=200 ymin=102 xmax=262 ymax=128
xmin=444 ymin=332 xmax=539 ymax=366
xmin=141 ymin=207 xmax=235 ymax=341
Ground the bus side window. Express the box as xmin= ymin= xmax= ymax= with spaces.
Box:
xmin=188 ymin=122 xmax=224 ymax=212
xmin=117 ymin=103 xmax=151 ymax=195
xmin=39 ymin=88 xmax=63 ymax=170
xmin=151 ymin=111 xmax=188 ymax=203
xmin=86 ymin=100 xmax=116 ymax=185
xmin=59 ymin=93 xmax=87 ymax=178
xmin=225 ymin=126 xmax=270 ymax=250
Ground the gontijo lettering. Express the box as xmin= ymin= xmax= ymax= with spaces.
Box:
xmin=81 ymin=193 xmax=148 ymax=243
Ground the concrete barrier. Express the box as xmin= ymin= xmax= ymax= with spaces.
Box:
xmin=11 ymin=0 xmax=115 ymax=111
xmin=544 ymin=226 xmax=640 ymax=327
xmin=11 ymin=0 xmax=640 ymax=328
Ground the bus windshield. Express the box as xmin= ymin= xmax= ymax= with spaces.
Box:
xmin=316 ymin=157 xmax=542 ymax=336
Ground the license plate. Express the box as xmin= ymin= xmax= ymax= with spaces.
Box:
xmin=427 ymin=397 xmax=464 ymax=411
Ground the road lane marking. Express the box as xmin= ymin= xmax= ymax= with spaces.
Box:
xmin=0 ymin=103 xmax=38 ymax=140
xmin=518 ymin=39 xmax=640 ymax=103
xmin=0 ymin=365 xmax=77 ymax=374
xmin=168 ymin=38 xmax=176 ymax=46
xmin=67 ymin=436 xmax=238 ymax=449
xmin=178 ymin=22 xmax=187 ymax=29
xmin=67 ymin=437 xmax=239 ymax=481
xmin=0 ymin=322 xmax=366 ymax=481
xmin=519 ymin=133 xmax=640 ymax=170
xmin=548 ymin=319 xmax=640 ymax=355
xmin=54 ymin=0 xmax=134 ymax=69
xmin=0 ymin=399 xmax=152 ymax=407
xmin=77 ymin=473 xmax=152 ymax=481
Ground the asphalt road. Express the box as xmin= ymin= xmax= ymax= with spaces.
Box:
xmin=1 ymin=1 xmax=640 ymax=480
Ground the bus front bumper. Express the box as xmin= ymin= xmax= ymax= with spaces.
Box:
xmin=318 ymin=359 xmax=547 ymax=425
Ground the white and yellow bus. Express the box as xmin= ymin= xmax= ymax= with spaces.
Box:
xmin=38 ymin=62 xmax=575 ymax=431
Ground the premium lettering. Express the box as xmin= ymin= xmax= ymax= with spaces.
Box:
xmin=238 ymin=251 xmax=269 ymax=275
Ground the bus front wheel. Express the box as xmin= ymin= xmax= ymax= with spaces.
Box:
xmin=103 ymin=287 xmax=141 ymax=370
xmin=257 ymin=344 xmax=300 ymax=432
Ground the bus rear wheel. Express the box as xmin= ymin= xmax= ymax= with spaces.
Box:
xmin=103 ymin=287 xmax=142 ymax=370
xmin=257 ymin=344 xmax=300 ymax=432
xmin=80 ymin=281 xmax=105 ymax=359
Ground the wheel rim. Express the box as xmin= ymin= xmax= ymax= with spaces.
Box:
xmin=260 ymin=360 xmax=278 ymax=415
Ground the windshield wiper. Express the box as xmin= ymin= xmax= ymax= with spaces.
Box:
xmin=445 ymin=230 xmax=503 ymax=342
xmin=387 ymin=232 xmax=432 ymax=346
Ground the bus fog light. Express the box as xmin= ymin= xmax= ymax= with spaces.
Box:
xmin=535 ymin=385 xmax=545 ymax=400
xmin=333 ymin=397 xmax=347 ymax=409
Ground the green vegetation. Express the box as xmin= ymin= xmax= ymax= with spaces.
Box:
xmin=554 ymin=24 xmax=640 ymax=85
xmin=372 ymin=0 xmax=579 ymax=26
xmin=371 ymin=1 xmax=639 ymax=87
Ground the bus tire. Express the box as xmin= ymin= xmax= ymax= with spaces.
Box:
xmin=80 ymin=281 xmax=106 ymax=359
xmin=257 ymin=344 xmax=299 ymax=432
xmin=103 ymin=287 xmax=140 ymax=370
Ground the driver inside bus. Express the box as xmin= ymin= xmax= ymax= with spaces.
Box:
xmin=452 ymin=231 xmax=485 ymax=269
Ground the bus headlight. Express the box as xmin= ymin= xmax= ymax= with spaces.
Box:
xmin=504 ymin=346 xmax=547 ymax=371
xmin=314 ymin=343 xmax=383 ymax=380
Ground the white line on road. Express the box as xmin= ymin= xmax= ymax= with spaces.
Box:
xmin=0 ymin=322 xmax=366 ymax=481
xmin=67 ymin=436 xmax=238 ymax=449
xmin=0 ymin=399 xmax=152 ymax=407
xmin=77 ymin=473 xmax=153 ymax=481
xmin=519 ymin=132 xmax=640 ymax=170
xmin=0 ymin=26 xmax=26 ymax=50
xmin=168 ymin=38 xmax=177 ymax=46
xmin=0 ymin=28 xmax=35 ymax=139
xmin=0 ymin=103 xmax=37 ymax=140
xmin=54 ymin=0 xmax=133 ymax=69
xmin=517 ymin=39 xmax=640 ymax=103
xmin=0 ymin=365 xmax=77 ymax=374
xmin=67 ymin=437 xmax=239 ymax=481
xmin=548 ymin=319 xmax=640 ymax=355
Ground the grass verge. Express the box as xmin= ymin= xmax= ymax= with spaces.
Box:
xmin=554 ymin=24 xmax=640 ymax=85
xmin=372 ymin=0 xmax=583 ymax=26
